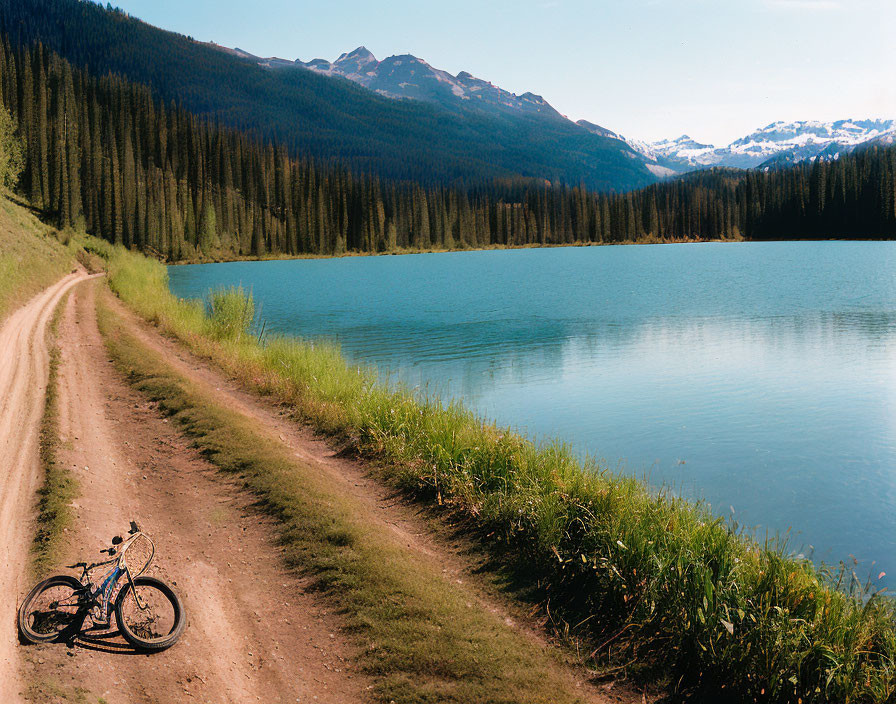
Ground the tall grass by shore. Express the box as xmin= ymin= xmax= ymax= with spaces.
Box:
xmin=101 ymin=240 xmax=895 ymax=703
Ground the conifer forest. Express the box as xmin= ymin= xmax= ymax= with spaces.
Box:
xmin=1 ymin=38 xmax=895 ymax=260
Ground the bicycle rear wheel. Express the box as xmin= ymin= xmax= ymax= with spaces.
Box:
xmin=115 ymin=576 xmax=184 ymax=651
xmin=18 ymin=575 xmax=84 ymax=643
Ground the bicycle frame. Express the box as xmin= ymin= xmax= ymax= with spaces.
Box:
xmin=77 ymin=531 xmax=155 ymax=621
xmin=81 ymin=559 xmax=124 ymax=621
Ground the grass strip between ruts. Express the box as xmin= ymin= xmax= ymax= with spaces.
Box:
xmin=95 ymin=287 xmax=598 ymax=704
xmin=31 ymin=289 xmax=78 ymax=577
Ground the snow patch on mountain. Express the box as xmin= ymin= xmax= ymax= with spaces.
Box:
xmin=577 ymin=121 xmax=682 ymax=175
xmin=645 ymin=163 xmax=679 ymax=178
xmin=579 ymin=118 xmax=896 ymax=176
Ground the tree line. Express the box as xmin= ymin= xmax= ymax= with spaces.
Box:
xmin=0 ymin=38 xmax=894 ymax=260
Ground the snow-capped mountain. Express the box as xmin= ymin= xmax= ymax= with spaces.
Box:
xmin=240 ymin=46 xmax=562 ymax=119
xmin=642 ymin=120 xmax=896 ymax=171
xmin=213 ymin=44 xmax=662 ymax=190
xmin=577 ymin=121 xmax=681 ymax=177
xmin=647 ymin=135 xmax=716 ymax=166
xmin=230 ymin=44 xmax=894 ymax=181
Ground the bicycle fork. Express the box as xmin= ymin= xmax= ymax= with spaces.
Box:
xmin=124 ymin=567 xmax=150 ymax=610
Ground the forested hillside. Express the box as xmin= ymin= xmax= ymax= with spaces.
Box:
xmin=1 ymin=39 xmax=895 ymax=261
xmin=0 ymin=0 xmax=656 ymax=192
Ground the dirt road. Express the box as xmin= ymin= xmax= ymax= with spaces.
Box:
xmin=20 ymin=279 xmax=365 ymax=703
xmin=0 ymin=271 xmax=89 ymax=699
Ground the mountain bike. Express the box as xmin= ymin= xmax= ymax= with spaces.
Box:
xmin=18 ymin=521 xmax=185 ymax=651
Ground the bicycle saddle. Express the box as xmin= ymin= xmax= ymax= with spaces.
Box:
xmin=66 ymin=562 xmax=88 ymax=569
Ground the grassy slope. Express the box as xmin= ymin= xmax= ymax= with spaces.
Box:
xmin=0 ymin=195 xmax=73 ymax=323
xmin=98 ymin=241 xmax=896 ymax=703
xmin=96 ymin=289 xmax=599 ymax=704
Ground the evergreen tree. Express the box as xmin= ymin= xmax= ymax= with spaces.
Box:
xmin=0 ymin=102 xmax=24 ymax=189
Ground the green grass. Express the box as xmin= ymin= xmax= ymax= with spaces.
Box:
xmin=205 ymin=285 xmax=258 ymax=342
xmin=0 ymin=193 xmax=74 ymax=322
xmin=101 ymin=240 xmax=896 ymax=703
xmin=25 ymin=679 xmax=95 ymax=704
xmin=31 ymin=291 xmax=78 ymax=577
xmin=96 ymin=290 xmax=600 ymax=704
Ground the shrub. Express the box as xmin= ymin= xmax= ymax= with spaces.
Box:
xmin=206 ymin=285 xmax=256 ymax=342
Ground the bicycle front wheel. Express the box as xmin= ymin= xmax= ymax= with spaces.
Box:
xmin=18 ymin=575 xmax=84 ymax=643
xmin=115 ymin=576 xmax=184 ymax=651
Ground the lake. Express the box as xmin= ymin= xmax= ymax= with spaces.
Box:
xmin=168 ymin=242 xmax=896 ymax=587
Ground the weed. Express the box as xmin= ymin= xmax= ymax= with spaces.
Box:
xmin=205 ymin=285 xmax=256 ymax=342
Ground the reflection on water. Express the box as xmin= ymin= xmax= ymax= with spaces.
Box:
xmin=169 ymin=242 xmax=896 ymax=587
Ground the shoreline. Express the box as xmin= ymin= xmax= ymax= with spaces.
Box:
xmin=165 ymin=236 xmax=737 ymax=265
xmin=163 ymin=234 xmax=896 ymax=266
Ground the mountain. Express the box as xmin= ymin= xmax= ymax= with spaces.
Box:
xmin=244 ymin=45 xmax=691 ymax=179
xmin=220 ymin=43 xmax=691 ymax=184
xmin=284 ymin=46 xmax=562 ymax=119
xmin=642 ymin=120 xmax=896 ymax=171
xmin=575 ymin=121 xmax=681 ymax=177
xmin=10 ymin=0 xmax=888 ymax=193
xmin=264 ymin=44 xmax=896 ymax=180
xmin=645 ymin=135 xmax=717 ymax=169
xmin=0 ymin=0 xmax=658 ymax=192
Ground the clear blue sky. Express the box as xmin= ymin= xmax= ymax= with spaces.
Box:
xmin=105 ymin=0 xmax=896 ymax=146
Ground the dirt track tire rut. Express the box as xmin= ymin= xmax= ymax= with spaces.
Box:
xmin=0 ymin=271 xmax=90 ymax=699
xmin=20 ymin=280 xmax=365 ymax=704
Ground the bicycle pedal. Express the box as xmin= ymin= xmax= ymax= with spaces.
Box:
xmin=90 ymin=612 xmax=110 ymax=628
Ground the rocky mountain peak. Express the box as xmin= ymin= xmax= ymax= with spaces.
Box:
xmin=336 ymin=46 xmax=377 ymax=64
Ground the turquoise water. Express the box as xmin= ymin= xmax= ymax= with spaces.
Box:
xmin=168 ymin=242 xmax=896 ymax=587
